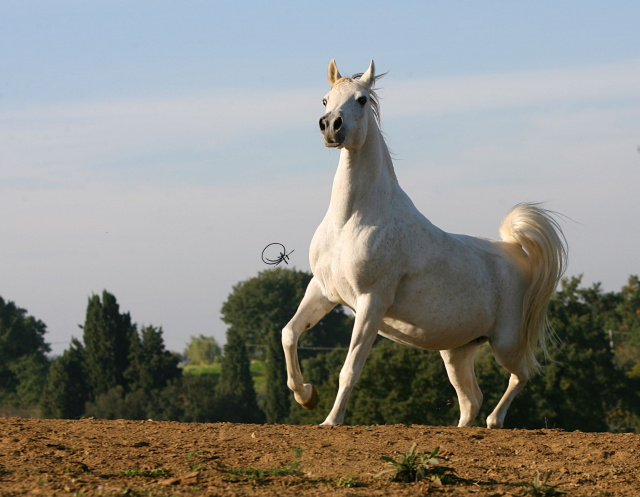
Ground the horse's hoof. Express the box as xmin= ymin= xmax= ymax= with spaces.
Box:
xmin=301 ymin=386 xmax=319 ymax=410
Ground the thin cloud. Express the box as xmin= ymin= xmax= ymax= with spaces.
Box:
xmin=0 ymin=88 xmax=320 ymax=184
xmin=383 ymin=60 xmax=640 ymax=117
xmin=3 ymin=60 xmax=639 ymax=188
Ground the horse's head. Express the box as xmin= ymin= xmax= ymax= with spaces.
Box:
xmin=319 ymin=59 xmax=379 ymax=150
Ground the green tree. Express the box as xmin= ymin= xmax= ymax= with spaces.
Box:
xmin=349 ymin=340 xmax=458 ymax=425
xmin=147 ymin=378 xmax=188 ymax=421
xmin=218 ymin=268 xmax=354 ymax=423
xmin=216 ymin=328 xmax=264 ymax=423
xmin=220 ymin=268 xmax=353 ymax=355
xmin=264 ymin=324 xmax=290 ymax=423
xmin=84 ymin=385 xmax=159 ymax=420
xmin=605 ymin=275 xmax=640 ymax=431
xmin=533 ymin=277 xmax=622 ymax=431
xmin=181 ymin=375 xmax=222 ymax=422
xmin=287 ymin=348 xmax=347 ymax=424
xmin=183 ymin=334 xmax=221 ymax=365
xmin=82 ymin=291 xmax=136 ymax=399
xmin=618 ymin=276 xmax=640 ymax=337
xmin=477 ymin=276 xmax=624 ymax=431
xmin=289 ymin=339 xmax=458 ymax=426
xmin=0 ymin=297 xmax=51 ymax=409
xmin=10 ymin=354 xmax=50 ymax=408
xmin=41 ymin=338 xmax=90 ymax=419
xmin=125 ymin=325 xmax=181 ymax=392
xmin=147 ymin=375 xmax=221 ymax=422
xmin=611 ymin=276 xmax=640 ymax=374
xmin=86 ymin=324 xmax=182 ymax=420
xmin=45 ymin=291 xmax=182 ymax=421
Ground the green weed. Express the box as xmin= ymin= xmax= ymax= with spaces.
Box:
xmin=224 ymin=446 xmax=303 ymax=483
xmin=119 ymin=468 xmax=171 ymax=478
xmin=520 ymin=471 xmax=568 ymax=496
xmin=377 ymin=443 xmax=456 ymax=484
xmin=185 ymin=449 xmax=205 ymax=459
xmin=19 ymin=466 xmax=43 ymax=475
xmin=335 ymin=474 xmax=362 ymax=487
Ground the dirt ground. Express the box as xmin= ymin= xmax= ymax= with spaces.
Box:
xmin=1 ymin=418 xmax=639 ymax=496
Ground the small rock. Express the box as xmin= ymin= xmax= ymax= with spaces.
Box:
xmin=179 ymin=471 xmax=200 ymax=485
xmin=160 ymin=477 xmax=181 ymax=486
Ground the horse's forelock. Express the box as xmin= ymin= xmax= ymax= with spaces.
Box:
xmin=333 ymin=73 xmax=384 ymax=125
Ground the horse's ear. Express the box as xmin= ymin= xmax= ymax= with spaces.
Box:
xmin=328 ymin=59 xmax=342 ymax=87
xmin=359 ymin=60 xmax=376 ymax=89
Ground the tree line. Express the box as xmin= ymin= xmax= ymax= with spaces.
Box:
xmin=1 ymin=268 xmax=640 ymax=431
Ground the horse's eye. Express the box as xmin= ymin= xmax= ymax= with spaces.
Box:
xmin=357 ymin=96 xmax=367 ymax=106
xmin=322 ymin=98 xmax=327 ymax=106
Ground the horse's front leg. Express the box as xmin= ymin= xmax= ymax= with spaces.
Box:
xmin=321 ymin=293 xmax=387 ymax=426
xmin=282 ymin=277 xmax=336 ymax=409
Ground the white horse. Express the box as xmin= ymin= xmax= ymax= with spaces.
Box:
xmin=282 ymin=59 xmax=567 ymax=428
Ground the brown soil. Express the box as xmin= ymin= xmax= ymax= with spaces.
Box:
xmin=0 ymin=418 xmax=639 ymax=496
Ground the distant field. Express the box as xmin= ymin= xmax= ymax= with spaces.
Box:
xmin=182 ymin=361 xmax=267 ymax=396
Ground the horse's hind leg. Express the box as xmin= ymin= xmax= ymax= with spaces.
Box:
xmin=486 ymin=372 xmax=528 ymax=429
xmin=486 ymin=344 xmax=531 ymax=429
xmin=440 ymin=340 xmax=484 ymax=427
xmin=282 ymin=277 xmax=336 ymax=409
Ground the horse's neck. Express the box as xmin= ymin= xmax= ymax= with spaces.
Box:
xmin=328 ymin=124 xmax=399 ymax=225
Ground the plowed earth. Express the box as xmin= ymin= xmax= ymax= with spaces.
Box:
xmin=0 ymin=418 xmax=639 ymax=496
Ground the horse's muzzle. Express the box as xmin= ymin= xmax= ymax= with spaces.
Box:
xmin=319 ymin=112 xmax=344 ymax=147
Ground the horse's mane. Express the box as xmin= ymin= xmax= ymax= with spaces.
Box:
xmin=336 ymin=72 xmax=386 ymax=125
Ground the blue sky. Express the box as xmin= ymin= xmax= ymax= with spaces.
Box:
xmin=2 ymin=1 xmax=639 ymax=355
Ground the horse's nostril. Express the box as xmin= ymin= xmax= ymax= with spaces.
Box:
xmin=334 ymin=117 xmax=343 ymax=131
xmin=319 ymin=117 xmax=326 ymax=131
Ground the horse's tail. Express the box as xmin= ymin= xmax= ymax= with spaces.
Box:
xmin=499 ymin=203 xmax=568 ymax=375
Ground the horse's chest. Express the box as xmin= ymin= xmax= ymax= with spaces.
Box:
xmin=310 ymin=221 xmax=396 ymax=306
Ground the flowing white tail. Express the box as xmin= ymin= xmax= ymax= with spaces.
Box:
xmin=499 ymin=203 xmax=568 ymax=375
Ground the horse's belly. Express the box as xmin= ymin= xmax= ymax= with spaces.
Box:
xmin=378 ymin=317 xmax=484 ymax=351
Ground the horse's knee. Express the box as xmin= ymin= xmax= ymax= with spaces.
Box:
xmin=338 ymin=362 xmax=363 ymax=388
xmin=281 ymin=325 xmax=296 ymax=348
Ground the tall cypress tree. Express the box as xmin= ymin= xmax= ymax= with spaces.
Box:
xmin=264 ymin=325 xmax=290 ymax=423
xmin=41 ymin=338 xmax=90 ymax=419
xmin=82 ymin=291 xmax=135 ymax=399
xmin=125 ymin=325 xmax=181 ymax=392
xmin=216 ymin=327 xmax=264 ymax=423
